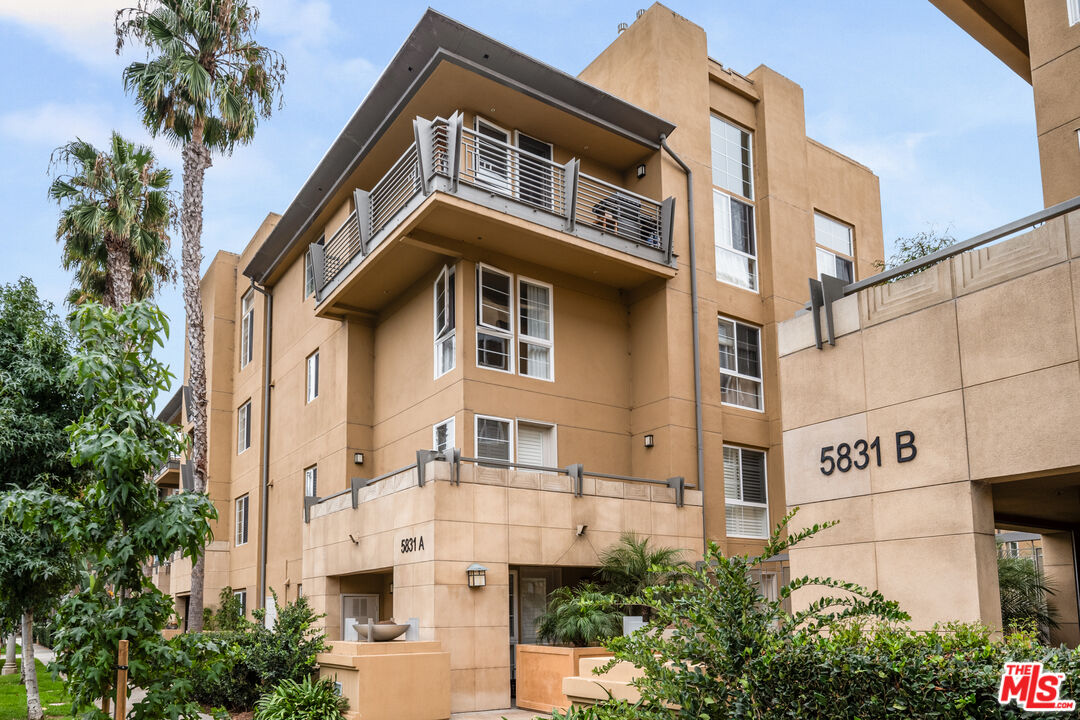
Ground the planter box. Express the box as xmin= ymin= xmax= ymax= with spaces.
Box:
xmin=515 ymin=644 xmax=613 ymax=713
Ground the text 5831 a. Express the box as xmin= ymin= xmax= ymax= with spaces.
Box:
xmin=820 ymin=431 xmax=916 ymax=476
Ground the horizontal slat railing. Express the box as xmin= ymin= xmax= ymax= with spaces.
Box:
xmin=575 ymin=173 xmax=663 ymax=249
xmin=369 ymin=143 xmax=421 ymax=235
xmin=458 ymin=127 xmax=567 ymax=216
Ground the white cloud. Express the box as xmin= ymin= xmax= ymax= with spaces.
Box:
xmin=0 ymin=0 xmax=125 ymax=68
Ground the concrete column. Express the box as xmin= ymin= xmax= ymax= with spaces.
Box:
xmin=1043 ymin=531 xmax=1080 ymax=646
xmin=2 ymin=634 xmax=15 ymax=675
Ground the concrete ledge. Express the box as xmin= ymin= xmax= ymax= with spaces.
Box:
xmin=319 ymin=640 xmax=451 ymax=720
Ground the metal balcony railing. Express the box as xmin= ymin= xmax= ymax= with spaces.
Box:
xmin=308 ymin=112 xmax=674 ymax=297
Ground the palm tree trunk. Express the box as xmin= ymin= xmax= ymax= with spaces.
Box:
xmin=22 ymin=612 xmax=43 ymax=720
xmin=180 ymin=135 xmax=212 ymax=633
xmin=105 ymin=233 xmax=133 ymax=309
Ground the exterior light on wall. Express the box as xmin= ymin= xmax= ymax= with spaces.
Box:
xmin=636 ymin=163 xmax=647 ymax=179
xmin=466 ymin=564 xmax=487 ymax=588
xmin=644 ymin=434 xmax=654 ymax=448
xmin=353 ymin=452 xmax=364 ymax=465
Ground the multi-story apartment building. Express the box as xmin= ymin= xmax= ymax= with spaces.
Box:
xmin=155 ymin=5 xmax=884 ymax=712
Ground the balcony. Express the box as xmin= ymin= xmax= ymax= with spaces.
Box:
xmin=309 ymin=112 xmax=675 ymax=312
xmin=153 ymin=456 xmax=181 ymax=488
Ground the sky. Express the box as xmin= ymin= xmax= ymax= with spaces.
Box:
xmin=0 ymin=0 xmax=1042 ymax=405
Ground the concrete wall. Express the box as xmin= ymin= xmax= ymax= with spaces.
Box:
xmin=778 ymin=209 xmax=1080 ymax=635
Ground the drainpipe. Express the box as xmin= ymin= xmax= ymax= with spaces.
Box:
xmin=659 ymin=134 xmax=706 ymax=545
xmin=249 ymin=278 xmax=273 ymax=619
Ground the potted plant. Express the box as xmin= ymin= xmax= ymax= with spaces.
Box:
xmin=599 ymin=532 xmax=688 ymax=626
xmin=515 ymin=584 xmax=621 ymax=713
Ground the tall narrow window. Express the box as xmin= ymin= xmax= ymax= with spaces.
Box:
xmin=306 ymin=350 xmax=320 ymax=403
xmin=475 ymin=415 xmax=512 ymax=463
xmin=711 ymin=115 xmax=757 ymax=291
xmin=433 ymin=418 xmax=455 ymax=453
xmin=434 ymin=266 xmax=456 ymax=377
xmin=518 ymin=279 xmax=553 ymax=380
xmin=237 ymin=400 xmax=252 ymax=453
xmin=1069 ymin=0 xmax=1080 ymax=26
xmin=814 ymin=213 xmax=855 ymax=283
xmin=718 ymin=317 xmax=763 ymax=411
xmin=710 ymin=115 xmax=753 ymax=199
xmin=234 ymin=589 xmax=247 ymax=617
xmin=304 ymin=465 xmax=318 ymax=498
xmin=723 ymin=446 xmax=768 ymax=538
xmin=240 ymin=290 xmax=254 ymax=368
xmin=477 ymin=266 xmax=513 ymax=372
xmin=235 ymin=495 xmax=249 ymax=546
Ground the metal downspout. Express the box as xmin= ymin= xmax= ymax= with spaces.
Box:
xmin=249 ymin=279 xmax=273 ymax=617
xmin=660 ymin=134 xmax=706 ymax=545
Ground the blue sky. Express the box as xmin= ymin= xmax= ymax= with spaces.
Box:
xmin=0 ymin=0 xmax=1041 ymax=403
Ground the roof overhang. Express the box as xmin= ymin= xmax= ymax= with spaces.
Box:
xmin=244 ymin=9 xmax=676 ymax=284
xmin=928 ymin=0 xmax=1030 ymax=82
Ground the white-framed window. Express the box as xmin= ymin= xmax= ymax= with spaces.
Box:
xmin=1069 ymin=0 xmax=1080 ymax=26
xmin=433 ymin=417 xmax=455 ymax=453
xmin=723 ymin=446 xmax=768 ymax=539
xmin=237 ymin=400 xmax=252 ymax=453
xmin=475 ymin=414 xmax=513 ymax=463
xmin=434 ymin=265 xmax=456 ymax=378
xmin=476 ymin=265 xmax=554 ymax=381
xmin=516 ymin=420 xmax=556 ymax=468
xmin=477 ymin=265 xmax=514 ymax=373
xmin=306 ymin=350 xmax=320 ymax=403
xmin=710 ymin=115 xmax=753 ymax=200
xmin=304 ymin=465 xmax=317 ymax=498
xmin=234 ymin=589 xmax=247 ymax=617
xmin=714 ymin=190 xmax=757 ymax=291
xmin=518 ymin=278 xmax=553 ymax=380
xmin=240 ymin=290 xmax=254 ymax=368
xmin=814 ymin=212 xmax=855 ymax=283
xmin=717 ymin=316 xmax=763 ymax=411
xmin=235 ymin=495 xmax=249 ymax=546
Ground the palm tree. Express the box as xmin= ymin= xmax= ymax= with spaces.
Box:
xmin=116 ymin=0 xmax=285 ymax=631
xmin=998 ymin=555 xmax=1058 ymax=642
xmin=598 ymin=532 xmax=688 ymax=621
xmin=49 ymin=133 xmax=174 ymax=310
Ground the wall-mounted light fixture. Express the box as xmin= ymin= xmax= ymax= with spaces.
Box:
xmin=353 ymin=452 xmax=364 ymax=465
xmin=576 ymin=524 xmax=588 ymax=537
xmin=636 ymin=163 xmax=647 ymax=179
xmin=644 ymin=434 xmax=655 ymax=448
xmin=466 ymin=563 xmax=487 ymax=588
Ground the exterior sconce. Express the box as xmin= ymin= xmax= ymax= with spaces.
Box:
xmin=466 ymin=563 xmax=487 ymax=588
xmin=353 ymin=452 xmax=364 ymax=465
xmin=644 ymin=434 xmax=654 ymax=448
xmin=636 ymin=163 xmax=647 ymax=179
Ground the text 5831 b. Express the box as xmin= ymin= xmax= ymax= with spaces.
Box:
xmin=820 ymin=431 xmax=916 ymax=476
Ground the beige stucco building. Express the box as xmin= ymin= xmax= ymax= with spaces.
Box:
xmin=152 ymin=4 xmax=886 ymax=712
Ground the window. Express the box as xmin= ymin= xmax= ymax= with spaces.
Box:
xmin=433 ymin=418 xmax=455 ymax=453
xmin=434 ymin=266 xmax=456 ymax=377
xmin=1069 ymin=0 xmax=1079 ymax=26
xmin=723 ymin=446 xmax=768 ymax=538
xmin=518 ymin=279 xmax=553 ymax=380
xmin=710 ymin=115 xmax=753 ymax=199
xmin=714 ymin=190 xmax=757 ymax=290
xmin=234 ymin=589 xmax=247 ymax=618
xmin=235 ymin=495 xmax=249 ymax=546
xmin=237 ymin=401 xmax=252 ymax=453
xmin=296 ymin=584 xmax=303 ymax=599
xmin=476 ymin=265 xmax=554 ymax=380
xmin=516 ymin=421 xmax=556 ymax=468
xmin=304 ymin=465 xmax=318 ymax=498
xmin=306 ymin=350 xmax=320 ymax=403
xmin=240 ymin=290 xmax=254 ymax=368
xmin=475 ymin=415 xmax=513 ymax=463
xmin=477 ymin=266 xmax=513 ymax=372
xmin=814 ymin=213 xmax=855 ymax=283
xmin=718 ymin=317 xmax=763 ymax=411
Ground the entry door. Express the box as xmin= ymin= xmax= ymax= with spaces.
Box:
xmin=509 ymin=570 xmax=519 ymax=688
xmin=475 ymin=119 xmax=511 ymax=194
xmin=515 ymin=133 xmax=554 ymax=211
xmin=342 ymin=594 xmax=380 ymax=641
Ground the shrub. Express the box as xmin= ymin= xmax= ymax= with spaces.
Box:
xmin=999 ymin=555 xmax=1057 ymax=641
xmin=536 ymin=584 xmax=621 ymax=647
xmin=254 ymin=676 xmax=348 ymax=720
xmin=204 ymin=586 xmax=249 ymax=632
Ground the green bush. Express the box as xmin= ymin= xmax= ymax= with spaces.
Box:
xmin=189 ymin=593 xmax=328 ymax=712
xmin=536 ymin=584 xmax=621 ymax=647
xmin=254 ymin=676 xmax=347 ymax=720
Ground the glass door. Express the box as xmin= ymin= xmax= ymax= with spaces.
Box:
xmin=475 ymin=118 xmax=512 ymax=195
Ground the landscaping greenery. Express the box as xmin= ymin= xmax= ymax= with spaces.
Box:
xmin=999 ymin=555 xmax=1057 ymax=641
xmin=253 ymin=676 xmax=347 ymax=720
xmin=0 ymin=659 xmax=74 ymax=720
xmin=536 ymin=585 xmax=622 ymax=648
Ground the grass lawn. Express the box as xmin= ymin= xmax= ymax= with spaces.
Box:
xmin=0 ymin=658 xmax=73 ymax=720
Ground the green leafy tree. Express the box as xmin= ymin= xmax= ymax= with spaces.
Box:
xmin=0 ymin=278 xmax=84 ymax=720
xmin=598 ymin=532 xmax=688 ymax=621
xmin=536 ymin=584 xmax=622 ymax=647
xmin=568 ymin=510 xmax=908 ymax=719
xmin=49 ymin=132 xmax=175 ymax=309
xmin=116 ymin=0 xmax=286 ymax=630
xmin=873 ymin=227 xmax=957 ymax=281
xmin=0 ymin=301 xmax=217 ymax=719
xmin=999 ymin=555 xmax=1057 ymax=642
